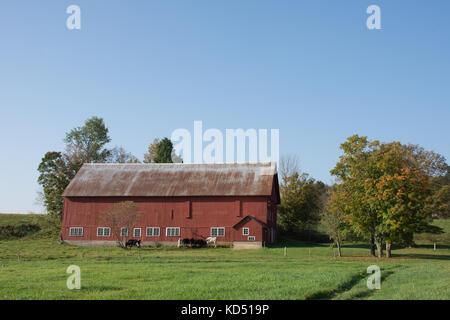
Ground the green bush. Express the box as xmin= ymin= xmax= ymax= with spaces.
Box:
xmin=0 ymin=223 xmax=41 ymax=239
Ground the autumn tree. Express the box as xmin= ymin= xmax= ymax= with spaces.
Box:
xmin=143 ymin=138 xmax=159 ymax=163
xmin=331 ymin=135 xmax=447 ymax=258
xmin=321 ymin=187 xmax=350 ymax=257
xmin=98 ymin=201 xmax=143 ymax=248
xmin=330 ymin=135 xmax=381 ymax=256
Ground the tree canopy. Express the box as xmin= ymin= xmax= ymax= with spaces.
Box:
xmin=329 ymin=134 xmax=448 ymax=257
xmin=37 ymin=117 xmax=138 ymax=218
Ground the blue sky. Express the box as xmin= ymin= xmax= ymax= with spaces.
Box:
xmin=0 ymin=1 xmax=449 ymax=213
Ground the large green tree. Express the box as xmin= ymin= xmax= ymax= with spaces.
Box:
xmin=37 ymin=152 xmax=72 ymax=216
xmin=278 ymin=172 xmax=324 ymax=234
xmin=38 ymin=117 xmax=113 ymax=217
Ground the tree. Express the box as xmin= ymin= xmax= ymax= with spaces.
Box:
xmin=98 ymin=201 xmax=143 ymax=248
xmin=143 ymin=138 xmax=159 ymax=163
xmin=321 ymin=187 xmax=350 ymax=257
xmin=37 ymin=152 xmax=72 ymax=216
xmin=107 ymin=146 xmax=140 ymax=163
xmin=64 ymin=116 xmax=111 ymax=168
xmin=278 ymin=172 xmax=324 ymax=234
xmin=279 ymin=154 xmax=300 ymax=183
xmin=330 ymin=135 xmax=381 ymax=256
xmin=330 ymin=135 xmax=448 ymax=258
xmin=429 ymin=166 xmax=450 ymax=218
xmin=153 ymin=137 xmax=173 ymax=163
xmin=38 ymin=117 xmax=112 ymax=218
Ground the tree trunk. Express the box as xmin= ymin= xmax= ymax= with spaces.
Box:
xmin=375 ymin=237 xmax=383 ymax=258
xmin=336 ymin=240 xmax=342 ymax=257
xmin=370 ymin=234 xmax=376 ymax=257
xmin=385 ymin=241 xmax=392 ymax=258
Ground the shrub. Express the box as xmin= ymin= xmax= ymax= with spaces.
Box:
xmin=0 ymin=223 xmax=41 ymax=240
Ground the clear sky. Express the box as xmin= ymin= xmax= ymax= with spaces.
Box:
xmin=0 ymin=1 xmax=449 ymax=213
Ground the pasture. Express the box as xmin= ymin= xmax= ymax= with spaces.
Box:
xmin=0 ymin=214 xmax=449 ymax=300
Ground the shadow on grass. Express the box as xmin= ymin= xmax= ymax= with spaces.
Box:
xmin=392 ymin=253 xmax=450 ymax=261
xmin=306 ymin=269 xmax=396 ymax=300
xmin=305 ymin=271 xmax=367 ymax=300
xmin=271 ymin=238 xmax=450 ymax=261
xmin=412 ymin=244 xmax=450 ymax=250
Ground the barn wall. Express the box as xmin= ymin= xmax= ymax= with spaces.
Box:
xmin=61 ymin=196 xmax=270 ymax=244
xmin=232 ymin=218 xmax=264 ymax=242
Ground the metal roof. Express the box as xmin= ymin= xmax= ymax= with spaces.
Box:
xmin=62 ymin=162 xmax=278 ymax=197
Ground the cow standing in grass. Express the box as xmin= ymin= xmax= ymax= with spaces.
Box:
xmin=206 ymin=237 xmax=217 ymax=248
xmin=125 ymin=239 xmax=141 ymax=249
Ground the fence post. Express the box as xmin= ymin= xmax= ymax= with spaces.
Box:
xmin=284 ymin=247 xmax=287 ymax=257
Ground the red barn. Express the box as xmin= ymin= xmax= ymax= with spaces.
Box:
xmin=61 ymin=162 xmax=280 ymax=249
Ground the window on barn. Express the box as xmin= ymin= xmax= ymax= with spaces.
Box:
xmin=146 ymin=227 xmax=160 ymax=237
xmin=248 ymin=236 xmax=256 ymax=241
xmin=133 ymin=228 xmax=142 ymax=237
xmin=69 ymin=227 xmax=83 ymax=237
xmin=97 ymin=227 xmax=111 ymax=237
xmin=243 ymin=228 xmax=249 ymax=235
xmin=121 ymin=227 xmax=128 ymax=237
xmin=166 ymin=227 xmax=180 ymax=237
xmin=211 ymin=227 xmax=225 ymax=237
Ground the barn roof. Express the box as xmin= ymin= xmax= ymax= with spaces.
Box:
xmin=232 ymin=215 xmax=269 ymax=229
xmin=62 ymin=162 xmax=278 ymax=198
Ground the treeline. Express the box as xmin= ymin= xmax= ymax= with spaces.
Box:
xmin=37 ymin=117 xmax=177 ymax=217
xmin=278 ymin=135 xmax=449 ymax=258
xmin=0 ymin=224 xmax=41 ymax=240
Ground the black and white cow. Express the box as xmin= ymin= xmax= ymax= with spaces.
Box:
xmin=125 ymin=239 xmax=141 ymax=248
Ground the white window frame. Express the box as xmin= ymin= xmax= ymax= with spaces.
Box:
xmin=133 ymin=228 xmax=142 ymax=237
xmin=69 ymin=227 xmax=83 ymax=237
xmin=243 ymin=227 xmax=249 ymax=236
xmin=97 ymin=227 xmax=111 ymax=237
xmin=166 ymin=227 xmax=180 ymax=237
xmin=248 ymin=236 xmax=256 ymax=241
xmin=121 ymin=227 xmax=128 ymax=237
xmin=211 ymin=227 xmax=225 ymax=237
xmin=146 ymin=227 xmax=160 ymax=237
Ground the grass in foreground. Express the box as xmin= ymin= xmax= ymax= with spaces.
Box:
xmin=0 ymin=238 xmax=448 ymax=300
xmin=0 ymin=214 xmax=448 ymax=300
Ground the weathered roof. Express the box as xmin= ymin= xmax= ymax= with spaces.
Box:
xmin=62 ymin=162 xmax=278 ymax=197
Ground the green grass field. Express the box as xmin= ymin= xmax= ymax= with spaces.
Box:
xmin=0 ymin=214 xmax=449 ymax=300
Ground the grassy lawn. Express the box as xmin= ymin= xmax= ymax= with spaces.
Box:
xmin=0 ymin=215 xmax=449 ymax=300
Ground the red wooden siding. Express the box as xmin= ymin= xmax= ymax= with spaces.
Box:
xmin=61 ymin=195 xmax=276 ymax=244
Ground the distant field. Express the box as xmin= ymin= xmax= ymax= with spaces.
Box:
xmin=0 ymin=214 xmax=449 ymax=300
